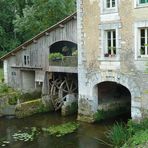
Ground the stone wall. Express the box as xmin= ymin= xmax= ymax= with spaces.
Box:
xmin=15 ymin=99 xmax=53 ymax=118
xmin=77 ymin=0 xmax=148 ymax=122
xmin=61 ymin=94 xmax=78 ymax=116
xmin=0 ymin=96 xmax=15 ymax=117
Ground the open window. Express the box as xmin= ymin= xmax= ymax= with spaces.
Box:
xmin=23 ymin=55 xmax=30 ymax=66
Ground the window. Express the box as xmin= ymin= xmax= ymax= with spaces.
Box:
xmin=99 ymin=22 xmax=121 ymax=60
xmin=134 ymin=21 xmax=148 ymax=59
xmin=100 ymin=0 xmax=118 ymax=17
xmin=140 ymin=28 xmax=148 ymax=56
xmin=106 ymin=0 xmax=116 ymax=8
xmin=140 ymin=0 xmax=148 ymax=4
xmin=105 ymin=30 xmax=116 ymax=57
xmin=24 ymin=55 xmax=30 ymax=66
xmin=134 ymin=0 xmax=148 ymax=7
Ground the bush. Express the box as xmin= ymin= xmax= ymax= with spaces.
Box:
xmin=8 ymin=93 xmax=21 ymax=105
xmin=48 ymin=53 xmax=64 ymax=61
xmin=0 ymin=84 xmax=9 ymax=93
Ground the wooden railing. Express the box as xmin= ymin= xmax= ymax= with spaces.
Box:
xmin=49 ymin=56 xmax=78 ymax=67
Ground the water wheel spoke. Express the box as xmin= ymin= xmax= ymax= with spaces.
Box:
xmin=71 ymin=87 xmax=77 ymax=92
xmin=70 ymin=81 xmax=74 ymax=91
xmin=65 ymin=79 xmax=70 ymax=92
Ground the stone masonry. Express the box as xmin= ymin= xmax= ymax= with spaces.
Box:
xmin=77 ymin=0 xmax=148 ymax=122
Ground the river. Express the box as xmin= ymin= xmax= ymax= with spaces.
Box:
xmin=0 ymin=112 xmax=129 ymax=148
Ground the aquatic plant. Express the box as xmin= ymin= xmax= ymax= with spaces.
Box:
xmin=42 ymin=122 xmax=79 ymax=137
xmin=12 ymin=127 xmax=38 ymax=142
xmin=0 ymin=139 xmax=10 ymax=147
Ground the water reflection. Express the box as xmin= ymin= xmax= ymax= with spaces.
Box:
xmin=0 ymin=113 xmax=111 ymax=148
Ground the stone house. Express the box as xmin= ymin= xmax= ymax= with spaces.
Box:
xmin=77 ymin=0 xmax=148 ymax=122
xmin=0 ymin=0 xmax=148 ymax=122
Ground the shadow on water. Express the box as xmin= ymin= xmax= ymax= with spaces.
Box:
xmin=0 ymin=112 xmax=131 ymax=148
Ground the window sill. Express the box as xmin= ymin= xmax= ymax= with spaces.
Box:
xmin=136 ymin=56 xmax=148 ymax=61
xmin=98 ymin=56 xmax=120 ymax=61
xmin=101 ymin=9 xmax=118 ymax=14
xmin=135 ymin=4 xmax=148 ymax=9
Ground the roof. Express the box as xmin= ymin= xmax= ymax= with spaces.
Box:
xmin=0 ymin=12 xmax=77 ymax=61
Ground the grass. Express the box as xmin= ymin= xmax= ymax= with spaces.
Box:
xmin=106 ymin=119 xmax=148 ymax=148
xmin=0 ymin=68 xmax=4 ymax=83
xmin=106 ymin=122 xmax=129 ymax=147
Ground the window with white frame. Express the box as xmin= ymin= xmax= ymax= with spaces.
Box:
xmin=134 ymin=0 xmax=148 ymax=7
xmin=100 ymin=0 xmax=118 ymax=14
xmin=106 ymin=0 xmax=116 ymax=8
xmin=105 ymin=30 xmax=116 ymax=57
xmin=24 ymin=55 xmax=30 ymax=66
xmin=139 ymin=0 xmax=148 ymax=4
xmin=134 ymin=21 xmax=148 ymax=58
xmin=99 ymin=23 xmax=121 ymax=59
xmin=140 ymin=28 xmax=148 ymax=56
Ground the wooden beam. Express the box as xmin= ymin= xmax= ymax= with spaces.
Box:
xmin=45 ymin=32 xmax=49 ymax=36
xmin=33 ymin=40 xmax=37 ymax=43
xmin=59 ymin=24 xmax=64 ymax=28
xmin=11 ymin=53 xmax=16 ymax=56
xmin=73 ymin=15 xmax=77 ymax=19
xmin=22 ymin=46 xmax=26 ymax=50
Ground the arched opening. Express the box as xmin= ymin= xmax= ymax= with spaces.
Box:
xmin=49 ymin=41 xmax=78 ymax=67
xmin=50 ymin=41 xmax=77 ymax=56
xmin=95 ymin=81 xmax=131 ymax=121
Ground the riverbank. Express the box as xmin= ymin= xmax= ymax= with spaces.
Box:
xmin=106 ymin=119 xmax=148 ymax=148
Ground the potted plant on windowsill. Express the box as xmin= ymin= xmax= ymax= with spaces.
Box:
xmin=104 ymin=53 xmax=109 ymax=57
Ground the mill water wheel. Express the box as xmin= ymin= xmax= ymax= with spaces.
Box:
xmin=49 ymin=75 xmax=77 ymax=111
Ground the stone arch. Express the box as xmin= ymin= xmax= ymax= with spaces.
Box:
xmin=89 ymin=71 xmax=142 ymax=120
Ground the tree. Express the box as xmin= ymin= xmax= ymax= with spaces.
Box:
xmin=0 ymin=0 xmax=76 ymax=57
xmin=13 ymin=0 xmax=76 ymax=42
xmin=0 ymin=0 xmax=20 ymax=57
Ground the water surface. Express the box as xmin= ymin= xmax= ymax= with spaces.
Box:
xmin=0 ymin=112 xmax=126 ymax=148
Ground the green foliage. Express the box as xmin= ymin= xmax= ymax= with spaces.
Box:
xmin=8 ymin=93 xmax=21 ymax=105
xmin=130 ymin=129 xmax=148 ymax=146
xmin=49 ymin=52 xmax=64 ymax=61
xmin=14 ymin=0 xmax=76 ymax=42
xmin=127 ymin=119 xmax=148 ymax=136
xmin=94 ymin=107 xmax=129 ymax=122
xmin=38 ymin=104 xmax=50 ymax=113
xmin=0 ymin=68 xmax=4 ymax=83
xmin=106 ymin=122 xmax=129 ymax=147
xmin=0 ymin=0 xmax=76 ymax=57
xmin=107 ymin=119 xmax=148 ymax=147
xmin=0 ymin=0 xmax=21 ymax=57
xmin=20 ymin=90 xmax=42 ymax=103
xmin=12 ymin=127 xmax=38 ymax=142
xmin=94 ymin=110 xmax=106 ymax=121
xmin=42 ymin=122 xmax=79 ymax=137
xmin=0 ymin=83 xmax=13 ymax=94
